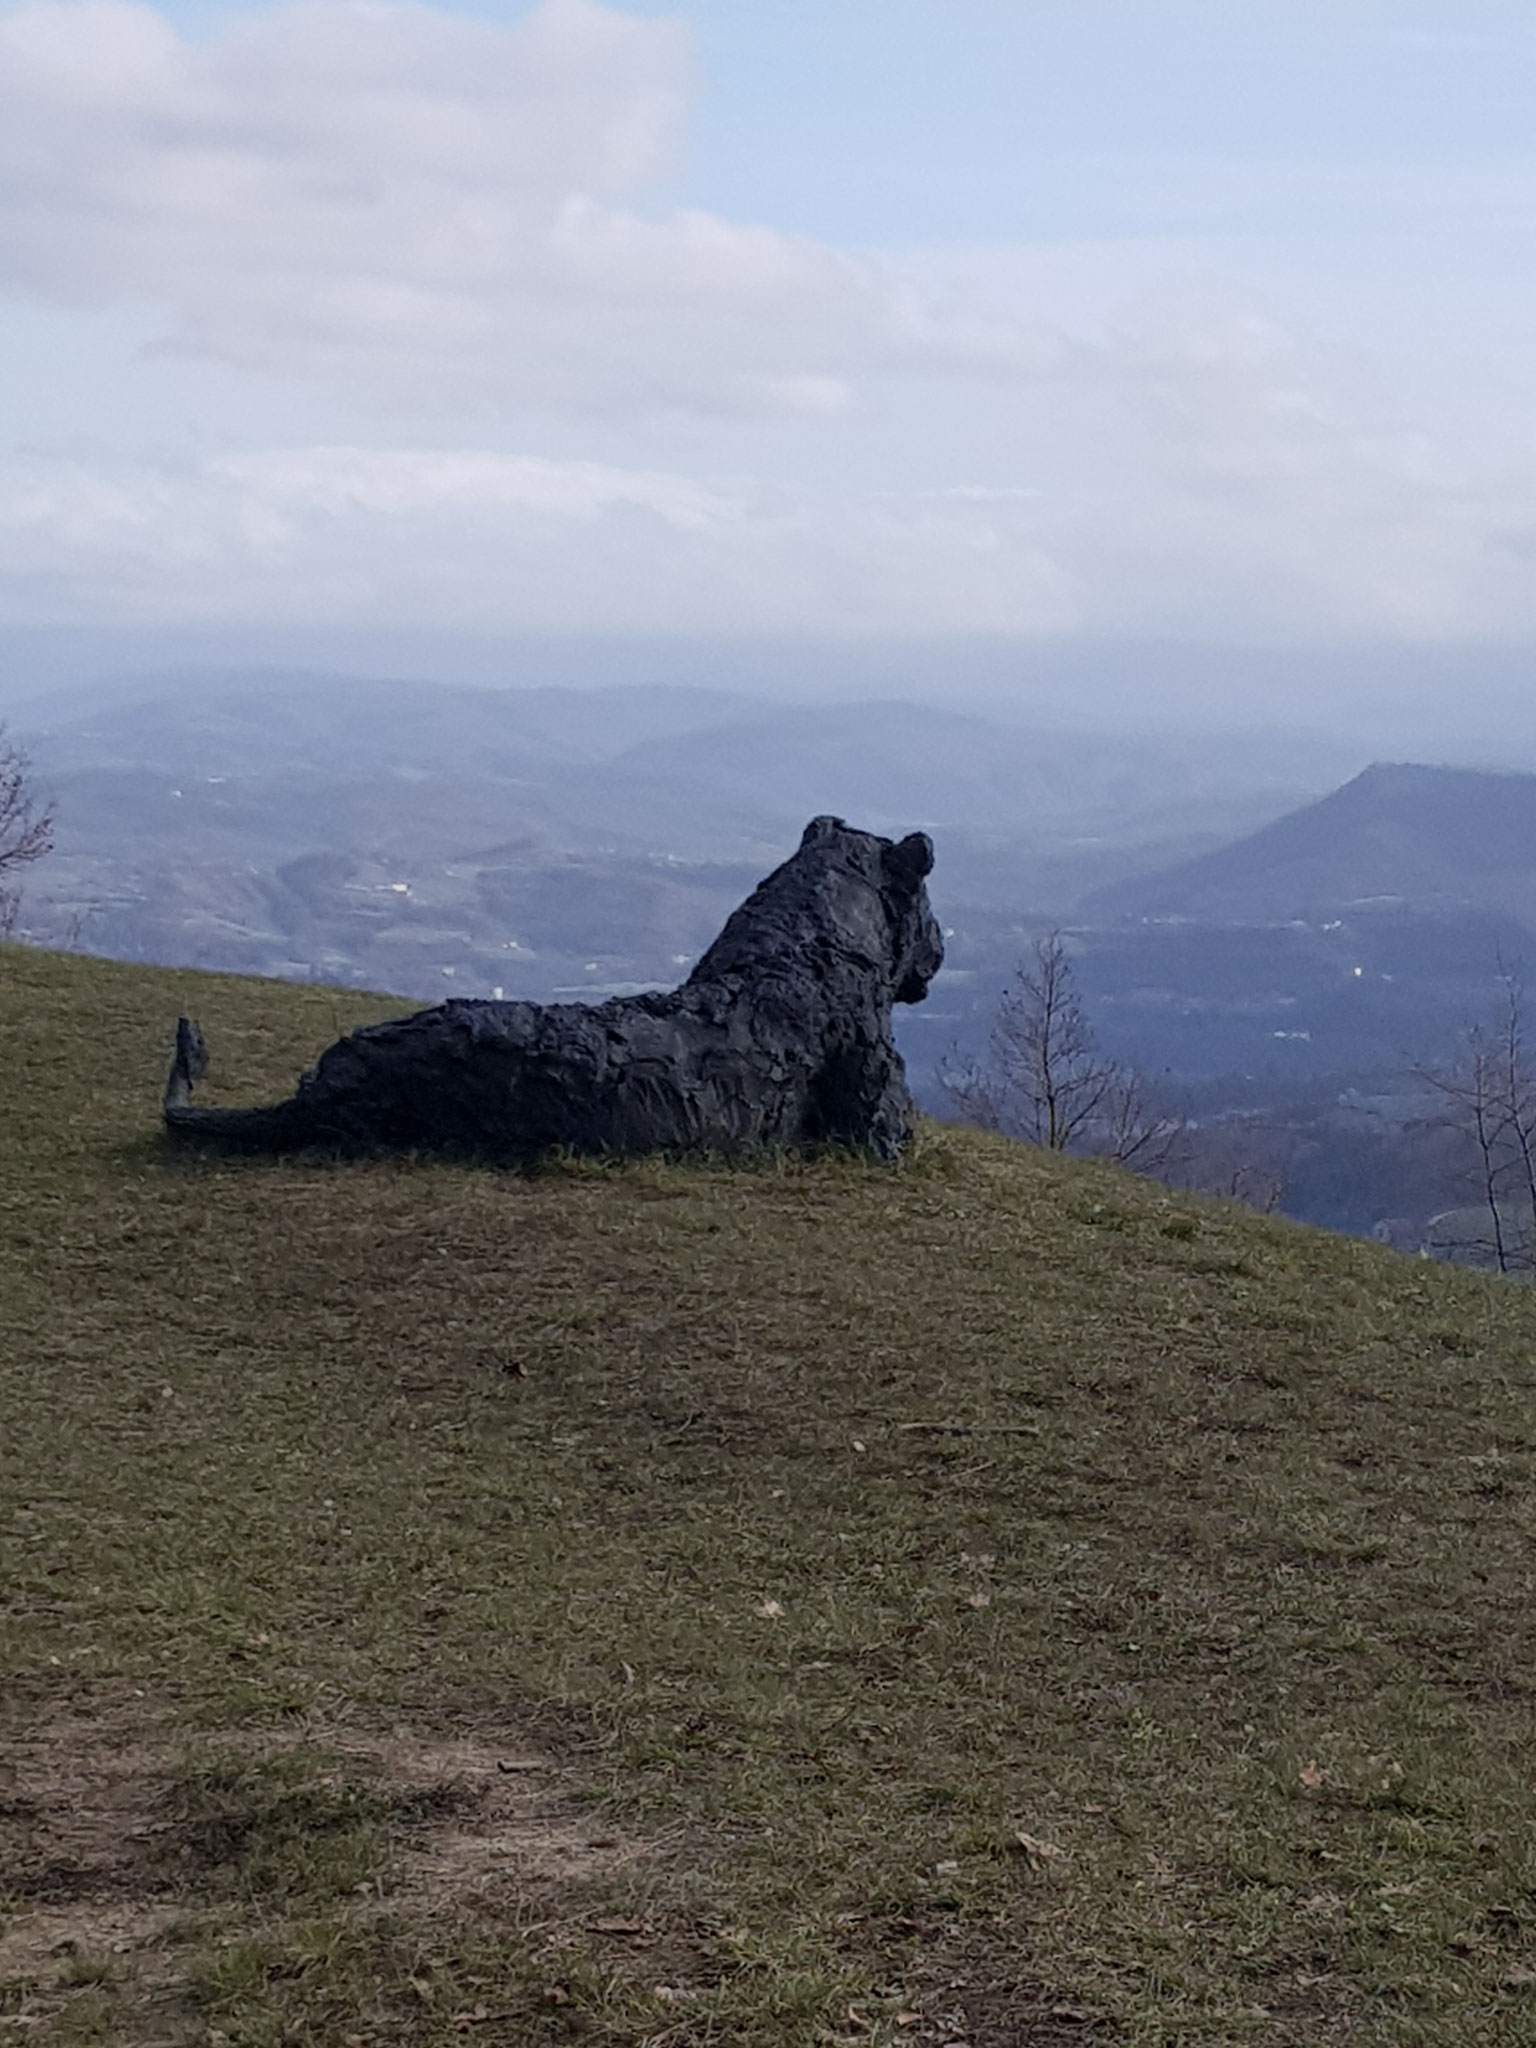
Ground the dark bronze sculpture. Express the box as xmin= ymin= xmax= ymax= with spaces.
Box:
xmin=164 ymin=817 xmax=942 ymax=1163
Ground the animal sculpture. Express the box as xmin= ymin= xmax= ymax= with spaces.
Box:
xmin=164 ymin=816 xmax=943 ymax=1163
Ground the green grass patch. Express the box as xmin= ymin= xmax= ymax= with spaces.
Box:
xmin=4 ymin=942 xmax=1536 ymax=2043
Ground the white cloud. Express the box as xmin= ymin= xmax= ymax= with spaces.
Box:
xmin=0 ymin=0 xmax=963 ymax=417
xmin=218 ymin=445 xmax=730 ymax=528
xmin=0 ymin=443 xmax=1083 ymax=631
xmin=1059 ymin=286 xmax=1536 ymax=638
xmin=2 ymin=5 xmax=1533 ymax=644
xmin=8 ymin=394 xmax=1536 ymax=642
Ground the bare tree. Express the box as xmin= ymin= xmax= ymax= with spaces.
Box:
xmin=0 ymin=726 xmax=53 ymax=935
xmin=1417 ymin=970 xmax=1536 ymax=1272
xmin=1168 ymin=1115 xmax=1292 ymax=1215
xmin=942 ymin=931 xmax=1184 ymax=1170
xmin=1493 ymin=973 xmax=1536 ymax=1235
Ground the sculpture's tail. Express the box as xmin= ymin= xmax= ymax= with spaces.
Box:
xmin=163 ymin=1015 xmax=207 ymax=1110
xmin=162 ymin=1016 xmax=313 ymax=1151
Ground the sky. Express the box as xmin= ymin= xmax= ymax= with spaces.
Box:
xmin=4 ymin=0 xmax=1536 ymax=680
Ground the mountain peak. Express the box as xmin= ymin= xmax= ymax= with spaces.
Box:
xmin=1085 ymin=760 xmax=1536 ymax=926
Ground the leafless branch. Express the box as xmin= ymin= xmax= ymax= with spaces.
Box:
xmin=1412 ymin=970 xmax=1536 ymax=1273
xmin=0 ymin=726 xmax=54 ymax=935
xmin=942 ymin=930 xmax=1186 ymax=1170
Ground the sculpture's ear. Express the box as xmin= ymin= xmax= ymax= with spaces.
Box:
xmin=884 ymin=831 xmax=935 ymax=889
xmin=800 ymin=815 xmax=847 ymax=849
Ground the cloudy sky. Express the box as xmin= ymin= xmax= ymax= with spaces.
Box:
xmin=4 ymin=0 xmax=1536 ymax=652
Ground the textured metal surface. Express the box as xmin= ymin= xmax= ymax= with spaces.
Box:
xmin=164 ymin=817 xmax=941 ymax=1163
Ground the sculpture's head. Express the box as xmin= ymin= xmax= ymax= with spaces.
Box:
xmin=880 ymin=828 xmax=943 ymax=1004
xmin=799 ymin=816 xmax=944 ymax=1005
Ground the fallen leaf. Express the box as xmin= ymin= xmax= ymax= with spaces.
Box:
xmin=1298 ymin=1760 xmax=1325 ymax=1790
xmin=966 ymin=1591 xmax=991 ymax=1609
xmin=755 ymin=1598 xmax=785 ymax=1618
xmin=1014 ymin=1830 xmax=1066 ymax=1861
xmin=896 ymin=2011 xmax=924 ymax=2026
xmin=540 ymin=1985 xmax=570 ymax=2005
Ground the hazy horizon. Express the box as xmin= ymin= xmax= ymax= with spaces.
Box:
xmin=5 ymin=625 xmax=1536 ymax=774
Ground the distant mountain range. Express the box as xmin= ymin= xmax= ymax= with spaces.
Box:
xmin=7 ymin=668 xmax=1357 ymax=1026
xmin=12 ymin=678 xmax=1536 ymax=1238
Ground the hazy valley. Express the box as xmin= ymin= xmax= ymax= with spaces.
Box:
xmin=8 ymin=671 xmax=1358 ymax=1011
xmin=11 ymin=667 xmax=1536 ymax=1240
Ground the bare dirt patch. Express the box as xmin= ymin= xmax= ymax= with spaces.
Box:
xmin=0 ymin=1899 xmax=182 ymax=1991
xmin=0 ymin=1692 xmax=186 ymax=2033
xmin=0 ymin=1693 xmax=176 ymax=1962
xmin=337 ymin=1724 xmax=647 ymax=1918
xmin=1 ymin=1688 xmax=647 ymax=2042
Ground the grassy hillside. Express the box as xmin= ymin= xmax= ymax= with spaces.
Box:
xmin=3 ymin=946 xmax=1536 ymax=2047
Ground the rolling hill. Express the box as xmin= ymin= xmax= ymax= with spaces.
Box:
xmin=1082 ymin=762 xmax=1536 ymax=928
xmin=7 ymin=668 xmax=1356 ymax=1011
xmin=1019 ymin=765 xmax=1536 ymax=1100
xmin=4 ymin=943 xmax=1536 ymax=2045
